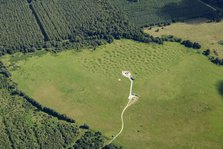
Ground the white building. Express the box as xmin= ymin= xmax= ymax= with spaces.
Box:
xmin=122 ymin=71 xmax=131 ymax=78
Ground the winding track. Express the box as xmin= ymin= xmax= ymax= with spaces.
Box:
xmin=108 ymin=99 xmax=132 ymax=144
xmin=108 ymin=71 xmax=138 ymax=144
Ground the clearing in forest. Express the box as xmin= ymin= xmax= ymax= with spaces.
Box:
xmin=2 ymin=39 xmax=223 ymax=149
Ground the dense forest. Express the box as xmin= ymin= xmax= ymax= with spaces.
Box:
xmin=0 ymin=75 xmax=78 ymax=148
xmin=0 ymin=0 xmax=149 ymax=55
xmin=202 ymin=0 xmax=223 ymax=8
xmin=0 ymin=62 xmax=120 ymax=148
xmin=0 ymin=0 xmax=221 ymax=53
xmin=1 ymin=0 xmax=219 ymax=54
xmin=0 ymin=0 xmax=44 ymax=53
xmin=109 ymin=0 xmax=217 ymax=27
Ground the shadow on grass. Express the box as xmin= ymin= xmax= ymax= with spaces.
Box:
xmin=217 ymin=81 xmax=223 ymax=98
xmin=156 ymin=0 xmax=219 ymax=24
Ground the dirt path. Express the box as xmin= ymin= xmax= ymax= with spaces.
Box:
xmin=108 ymin=100 xmax=131 ymax=144
xmin=108 ymin=71 xmax=138 ymax=145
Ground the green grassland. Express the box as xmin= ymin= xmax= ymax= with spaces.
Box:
xmin=145 ymin=20 xmax=223 ymax=57
xmin=110 ymin=0 xmax=215 ymax=26
xmin=2 ymin=39 xmax=223 ymax=148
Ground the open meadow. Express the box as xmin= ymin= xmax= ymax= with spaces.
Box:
xmin=145 ymin=20 xmax=223 ymax=57
xmin=2 ymin=39 xmax=223 ymax=148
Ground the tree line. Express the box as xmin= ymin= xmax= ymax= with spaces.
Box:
xmin=73 ymin=131 xmax=122 ymax=149
xmin=0 ymin=0 xmax=157 ymax=56
xmin=202 ymin=0 xmax=223 ymax=8
xmin=0 ymin=61 xmax=122 ymax=148
xmin=160 ymin=35 xmax=223 ymax=66
xmin=0 ymin=88 xmax=80 ymax=148
xmin=1 ymin=61 xmax=75 ymax=123
xmin=202 ymin=49 xmax=223 ymax=65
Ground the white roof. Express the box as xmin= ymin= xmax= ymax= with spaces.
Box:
xmin=122 ymin=71 xmax=131 ymax=78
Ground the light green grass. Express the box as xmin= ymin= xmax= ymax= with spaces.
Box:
xmin=145 ymin=20 xmax=223 ymax=57
xmin=2 ymin=39 xmax=223 ymax=148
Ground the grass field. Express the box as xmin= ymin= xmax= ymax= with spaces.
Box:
xmin=145 ymin=20 xmax=223 ymax=57
xmin=2 ymin=40 xmax=223 ymax=148
xmin=110 ymin=0 xmax=214 ymax=26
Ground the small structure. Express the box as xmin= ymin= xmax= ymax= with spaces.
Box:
xmin=122 ymin=70 xmax=138 ymax=100
xmin=122 ymin=71 xmax=131 ymax=78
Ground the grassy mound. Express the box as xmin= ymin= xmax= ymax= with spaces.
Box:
xmin=2 ymin=40 xmax=223 ymax=148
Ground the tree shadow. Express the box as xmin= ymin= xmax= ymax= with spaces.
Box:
xmin=217 ymin=81 xmax=223 ymax=98
xmin=156 ymin=0 xmax=218 ymax=24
